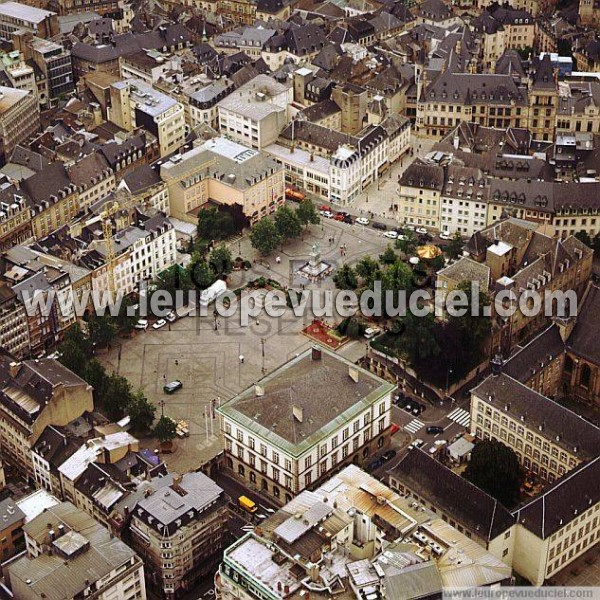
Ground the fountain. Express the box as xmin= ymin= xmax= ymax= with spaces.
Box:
xmin=297 ymin=243 xmax=331 ymax=280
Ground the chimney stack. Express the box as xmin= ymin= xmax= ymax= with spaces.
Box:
xmin=311 ymin=346 xmax=322 ymax=361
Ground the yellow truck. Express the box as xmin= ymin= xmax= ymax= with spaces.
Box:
xmin=238 ymin=496 xmax=258 ymax=513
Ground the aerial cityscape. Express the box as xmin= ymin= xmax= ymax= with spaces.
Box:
xmin=0 ymin=0 xmax=596 ymax=596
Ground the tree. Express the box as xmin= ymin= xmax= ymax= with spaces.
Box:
xmin=62 ymin=323 xmax=90 ymax=356
xmin=379 ymin=245 xmax=397 ymax=265
xmin=355 ymin=256 xmax=380 ymax=287
xmin=464 ymin=440 xmax=524 ymax=508
xmin=197 ymin=207 xmax=235 ymax=242
xmin=401 ymin=311 xmax=440 ymax=361
xmin=395 ymin=231 xmax=417 ymax=255
xmin=188 ymin=254 xmax=216 ymax=289
xmin=250 ymin=218 xmax=281 ymax=256
xmin=446 ymin=232 xmax=464 ymax=260
xmin=575 ymin=230 xmax=592 ymax=247
xmin=84 ymin=359 xmax=109 ymax=406
xmin=154 ymin=415 xmax=177 ymax=443
xmin=127 ymin=390 xmax=156 ymax=434
xmin=209 ymin=245 xmax=233 ymax=276
xmin=115 ymin=295 xmax=138 ymax=334
xmin=449 ymin=280 xmax=491 ymax=353
xmin=274 ymin=205 xmax=302 ymax=243
xmin=380 ymin=261 xmax=414 ymax=295
xmin=296 ymin=199 xmax=320 ymax=230
xmin=333 ymin=264 xmax=358 ymax=290
xmin=58 ymin=340 xmax=87 ymax=377
xmin=102 ymin=373 xmax=133 ymax=420
xmin=88 ymin=315 xmax=117 ymax=349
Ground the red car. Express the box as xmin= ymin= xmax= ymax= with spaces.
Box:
xmin=390 ymin=423 xmax=400 ymax=435
xmin=319 ymin=205 xmax=330 ymax=212
xmin=334 ymin=213 xmax=345 ymax=222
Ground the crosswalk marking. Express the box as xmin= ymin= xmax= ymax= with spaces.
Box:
xmin=404 ymin=419 xmax=425 ymax=434
xmin=448 ymin=407 xmax=471 ymax=428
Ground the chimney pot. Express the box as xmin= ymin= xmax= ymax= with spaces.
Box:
xmin=311 ymin=346 xmax=322 ymax=360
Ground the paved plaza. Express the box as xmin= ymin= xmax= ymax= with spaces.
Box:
xmin=99 ymin=218 xmax=390 ymax=472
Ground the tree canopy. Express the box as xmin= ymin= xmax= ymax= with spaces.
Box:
xmin=274 ymin=205 xmax=302 ymax=242
xmin=296 ymin=199 xmax=320 ymax=230
xmin=464 ymin=440 xmax=524 ymax=508
xmin=154 ymin=415 xmax=177 ymax=443
xmin=250 ymin=217 xmax=281 ymax=256
xmin=197 ymin=207 xmax=235 ymax=242
xmin=209 ymin=245 xmax=233 ymax=277
xmin=333 ymin=264 xmax=358 ymax=290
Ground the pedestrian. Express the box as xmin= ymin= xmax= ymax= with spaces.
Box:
xmin=239 ymin=355 xmax=244 ymax=364
xmin=175 ymin=360 xmax=179 ymax=366
xmin=256 ymin=319 xmax=260 ymax=326
xmin=163 ymin=374 xmax=166 ymax=381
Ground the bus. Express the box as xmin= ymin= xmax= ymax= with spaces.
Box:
xmin=238 ymin=496 xmax=258 ymax=513
xmin=285 ymin=187 xmax=306 ymax=202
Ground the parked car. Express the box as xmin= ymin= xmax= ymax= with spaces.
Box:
xmin=390 ymin=423 xmax=400 ymax=435
xmin=163 ymin=380 xmax=183 ymax=394
xmin=343 ymin=214 xmax=354 ymax=224
xmin=409 ymin=439 xmax=425 ymax=450
xmin=364 ymin=327 xmax=381 ymax=339
xmin=135 ymin=319 xmax=148 ymax=330
xmin=383 ymin=230 xmax=398 ymax=239
xmin=426 ymin=426 xmax=444 ymax=434
xmin=372 ymin=222 xmax=387 ymax=231
xmin=397 ymin=234 xmax=408 ymax=241
xmin=356 ymin=217 xmax=370 ymax=225
xmin=166 ymin=311 xmax=177 ymax=323
xmin=153 ymin=319 xmax=167 ymax=330
xmin=416 ymin=227 xmax=428 ymax=235
xmin=439 ymin=231 xmax=452 ymax=240
xmin=320 ymin=210 xmax=333 ymax=218
xmin=418 ymin=233 xmax=433 ymax=243
xmin=334 ymin=212 xmax=346 ymax=221
xmin=382 ymin=449 xmax=397 ymax=461
xmin=319 ymin=205 xmax=330 ymax=211
xmin=367 ymin=458 xmax=384 ymax=470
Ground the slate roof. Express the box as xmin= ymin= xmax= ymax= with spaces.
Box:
xmin=415 ymin=0 xmax=452 ymax=20
xmin=391 ymin=449 xmax=515 ymax=539
xmin=566 ymin=283 xmax=600 ymax=366
xmin=424 ymin=71 xmax=527 ymax=105
xmin=67 ymin=152 xmax=111 ymax=188
xmin=218 ymin=346 xmax=394 ymax=455
xmin=399 ymin=160 xmax=444 ymax=190
xmin=21 ymin=163 xmax=76 ymax=208
xmin=504 ymin=324 xmax=565 ymax=383
xmin=514 ymin=456 xmax=600 ymax=539
xmin=120 ymin=164 xmax=161 ymax=194
xmin=473 ymin=373 xmax=600 ymax=460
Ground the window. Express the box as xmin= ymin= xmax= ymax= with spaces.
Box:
xmin=272 ymin=451 xmax=279 ymax=465
xmin=305 ymin=456 xmax=312 ymax=469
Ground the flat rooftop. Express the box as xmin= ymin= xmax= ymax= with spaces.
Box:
xmin=0 ymin=1 xmax=55 ymax=23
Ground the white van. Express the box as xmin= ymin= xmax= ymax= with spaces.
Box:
xmin=199 ymin=280 xmax=227 ymax=307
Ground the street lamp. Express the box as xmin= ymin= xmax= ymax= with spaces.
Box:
xmin=445 ymin=367 xmax=453 ymax=398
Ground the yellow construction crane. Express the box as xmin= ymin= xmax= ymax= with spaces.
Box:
xmin=100 ymin=201 xmax=120 ymax=294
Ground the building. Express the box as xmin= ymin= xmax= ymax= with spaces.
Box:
xmin=217 ymin=75 xmax=292 ymax=149
xmin=67 ymin=151 xmax=116 ymax=210
xmin=186 ymin=78 xmax=234 ymax=131
xmin=439 ymin=165 xmax=489 ymax=236
xmin=0 ymin=178 xmax=33 ymax=250
xmin=417 ymin=72 xmax=528 ymax=140
xmin=0 ymin=86 xmax=40 ymax=164
xmin=0 ymin=358 xmax=93 ymax=478
xmin=6 ymin=501 xmax=147 ymax=599
xmin=117 ymin=164 xmax=169 ymax=214
xmin=108 ymin=78 xmax=185 ymax=157
xmin=21 ymin=162 xmax=80 ymax=239
xmin=470 ymin=372 xmax=600 ymax=584
xmin=471 ymin=373 xmax=600 ymax=483
xmin=129 ymin=472 xmax=228 ymax=597
xmin=217 ymin=465 xmax=512 ymax=600
xmin=464 ymin=218 xmax=593 ymax=353
xmin=0 ymin=496 xmax=26 ymax=561
xmin=84 ymin=211 xmax=177 ymax=295
xmin=217 ymin=346 xmax=395 ymax=505
xmin=0 ymin=2 xmax=58 ymax=41
xmin=389 ymin=449 xmax=516 ymax=562
xmin=276 ymin=120 xmax=391 ymax=205
xmin=160 ymin=136 xmax=284 ymax=225
xmin=1 ymin=50 xmax=37 ymax=98
xmin=397 ymin=160 xmax=445 ymax=229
